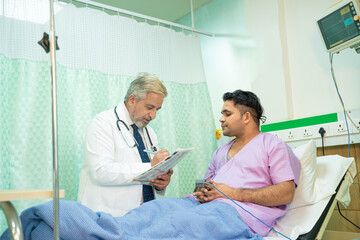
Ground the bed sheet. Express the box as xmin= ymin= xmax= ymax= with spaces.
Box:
xmin=0 ymin=197 xmax=263 ymax=240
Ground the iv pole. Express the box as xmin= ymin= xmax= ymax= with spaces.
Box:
xmin=49 ymin=0 xmax=60 ymax=239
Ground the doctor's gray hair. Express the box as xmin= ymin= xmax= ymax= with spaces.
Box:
xmin=124 ymin=73 xmax=168 ymax=102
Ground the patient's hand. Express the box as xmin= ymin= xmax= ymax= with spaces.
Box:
xmin=193 ymin=186 xmax=208 ymax=203
xmin=193 ymin=181 xmax=233 ymax=203
xmin=150 ymin=168 xmax=173 ymax=191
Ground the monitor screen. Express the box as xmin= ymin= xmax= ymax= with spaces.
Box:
xmin=318 ymin=2 xmax=360 ymax=51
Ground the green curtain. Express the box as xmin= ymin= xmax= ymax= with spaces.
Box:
xmin=0 ymin=54 xmax=217 ymax=233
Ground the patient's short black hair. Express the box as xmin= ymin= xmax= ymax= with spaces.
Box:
xmin=223 ymin=89 xmax=266 ymax=126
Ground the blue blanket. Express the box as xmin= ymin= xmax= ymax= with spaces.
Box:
xmin=1 ymin=197 xmax=262 ymax=240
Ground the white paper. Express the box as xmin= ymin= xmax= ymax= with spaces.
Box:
xmin=131 ymin=147 xmax=194 ymax=185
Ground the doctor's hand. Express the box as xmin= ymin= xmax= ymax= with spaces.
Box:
xmin=150 ymin=168 xmax=173 ymax=191
xmin=150 ymin=149 xmax=170 ymax=167
xmin=193 ymin=180 xmax=233 ymax=203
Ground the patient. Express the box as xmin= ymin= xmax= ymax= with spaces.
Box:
xmin=193 ymin=89 xmax=301 ymax=236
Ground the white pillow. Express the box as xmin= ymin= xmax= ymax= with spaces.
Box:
xmin=267 ymin=155 xmax=353 ymax=239
xmin=289 ymin=140 xmax=318 ymax=209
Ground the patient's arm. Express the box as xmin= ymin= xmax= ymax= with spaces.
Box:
xmin=193 ymin=180 xmax=295 ymax=207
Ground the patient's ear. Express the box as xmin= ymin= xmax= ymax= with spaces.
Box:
xmin=242 ymin=112 xmax=251 ymax=124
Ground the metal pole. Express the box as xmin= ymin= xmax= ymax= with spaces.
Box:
xmin=49 ymin=0 xmax=60 ymax=239
xmin=0 ymin=202 xmax=24 ymax=240
xmin=190 ymin=0 xmax=194 ymax=28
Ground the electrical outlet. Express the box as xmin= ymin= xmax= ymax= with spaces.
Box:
xmin=354 ymin=119 xmax=360 ymax=131
xmin=337 ymin=122 xmax=347 ymax=133
xmin=303 ymin=128 xmax=312 ymax=137
xmin=271 ymin=131 xmax=282 ymax=140
xmin=287 ymin=131 xmax=294 ymax=139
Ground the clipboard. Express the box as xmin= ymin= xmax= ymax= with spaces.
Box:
xmin=131 ymin=147 xmax=194 ymax=185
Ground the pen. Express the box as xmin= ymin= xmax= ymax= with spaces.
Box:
xmin=143 ymin=149 xmax=156 ymax=155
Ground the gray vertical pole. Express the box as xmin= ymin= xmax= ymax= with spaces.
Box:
xmin=190 ymin=0 xmax=194 ymax=28
xmin=49 ymin=0 xmax=60 ymax=240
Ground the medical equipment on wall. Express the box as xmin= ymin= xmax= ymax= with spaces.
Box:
xmin=114 ymin=107 xmax=157 ymax=152
xmin=317 ymin=0 xmax=360 ymax=53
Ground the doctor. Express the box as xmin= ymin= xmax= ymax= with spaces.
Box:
xmin=78 ymin=73 xmax=173 ymax=217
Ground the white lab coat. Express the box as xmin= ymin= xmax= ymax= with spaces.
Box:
xmin=78 ymin=102 xmax=164 ymax=217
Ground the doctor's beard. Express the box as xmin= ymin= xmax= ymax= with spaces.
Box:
xmin=133 ymin=117 xmax=151 ymax=129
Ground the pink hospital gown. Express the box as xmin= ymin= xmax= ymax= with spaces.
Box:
xmin=204 ymin=132 xmax=301 ymax=236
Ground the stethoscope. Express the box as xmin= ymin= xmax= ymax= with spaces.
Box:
xmin=114 ymin=106 xmax=157 ymax=152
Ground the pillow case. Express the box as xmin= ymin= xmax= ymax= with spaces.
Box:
xmin=289 ymin=140 xmax=318 ymax=209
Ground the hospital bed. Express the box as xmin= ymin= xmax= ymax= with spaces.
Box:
xmin=0 ymin=141 xmax=356 ymax=240
xmin=265 ymin=140 xmax=356 ymax=240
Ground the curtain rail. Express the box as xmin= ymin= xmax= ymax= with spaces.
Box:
xmin=61 ymin=0 xmax=213 ymax=37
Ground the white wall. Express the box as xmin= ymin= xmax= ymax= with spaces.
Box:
xmin=178 ymin=0 xmax=360 ymax=128
xmin=244 ymin=0 xmax=290 ymax=123
xmin=177 ymin=0 xmax=252 ymax=128
xmin=281 ymin=0 xmax=360 ymax=119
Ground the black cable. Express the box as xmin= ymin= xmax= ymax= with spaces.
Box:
xmin=337 ymin=202 xmax=360 ymax=230
xmin=318 ymin=127 xmax=326 ymax=156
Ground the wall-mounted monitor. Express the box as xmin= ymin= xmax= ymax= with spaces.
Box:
xmin=317 ymin=0 xmax=360 ymax=53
